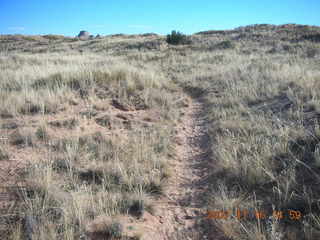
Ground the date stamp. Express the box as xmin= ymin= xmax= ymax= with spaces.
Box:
xmin=206 ymin=208 xmax=302 ymax=221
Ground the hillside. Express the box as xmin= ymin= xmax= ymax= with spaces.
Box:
xmin=1 ymin=24 xmax=320 ymax=239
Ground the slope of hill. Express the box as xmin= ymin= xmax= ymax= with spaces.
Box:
xmin=1 ymin=24 xmax=320 ymax=239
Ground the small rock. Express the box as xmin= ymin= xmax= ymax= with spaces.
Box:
xmin=77 ymin=30 xmax=90 ymax=39
xmin=111 ymin=99 xmax=133 ymax=111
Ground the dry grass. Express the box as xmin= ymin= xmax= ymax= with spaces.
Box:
xmin=189 ymin=30 xmax=320 ymax=240
xmin=1 ymin=24 xmax=320 ymax=239
xmin=152 ymin=24 xmax=320 ymax=239
xmin=0 ymin=39 xmax=182 ymax=239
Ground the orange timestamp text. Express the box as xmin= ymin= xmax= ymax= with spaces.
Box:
xmin=206 ymin=209 xmax=302 ymax=221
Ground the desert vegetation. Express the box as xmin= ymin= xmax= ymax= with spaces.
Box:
xmin=166 ymin=31 xmax=190 ymax=45
xmin=1 ymin=24 xmax=320 ymax=239
xmin=0 ymin=39 xmax=184 ymax=239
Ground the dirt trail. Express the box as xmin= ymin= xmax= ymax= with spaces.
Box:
xmin=152 ymin=95 xmax=214 ymax=239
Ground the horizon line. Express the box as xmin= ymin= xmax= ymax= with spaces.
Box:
xmin=2 ymin=22 xmax=320 ymax=37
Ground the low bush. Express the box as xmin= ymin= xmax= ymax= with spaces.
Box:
xmin=166 ymin=30 xmax=191 ymax=45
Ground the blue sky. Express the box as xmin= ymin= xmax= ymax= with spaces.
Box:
xmin=1 ymin=0 xmax=319 ymax=36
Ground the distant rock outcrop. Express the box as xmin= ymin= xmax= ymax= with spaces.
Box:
xmin=77 ymin=31 xmax=90 ymax=39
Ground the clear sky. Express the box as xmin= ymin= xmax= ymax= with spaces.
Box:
xmin=1 ymin=0 xmax=319 ymax=36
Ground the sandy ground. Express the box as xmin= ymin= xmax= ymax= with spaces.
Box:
xmin=146 ymin=95 xmax=216 ymax=240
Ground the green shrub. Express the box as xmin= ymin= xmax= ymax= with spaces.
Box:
xmin=166 ymin=30 xmax=190 ymax=45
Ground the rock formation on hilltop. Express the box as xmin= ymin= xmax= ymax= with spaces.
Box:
xmin=77 ymin=31 xmax=90 ymax=39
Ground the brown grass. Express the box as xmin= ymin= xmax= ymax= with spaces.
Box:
xmin=1 ymin=24 xmax=320 ymax=239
